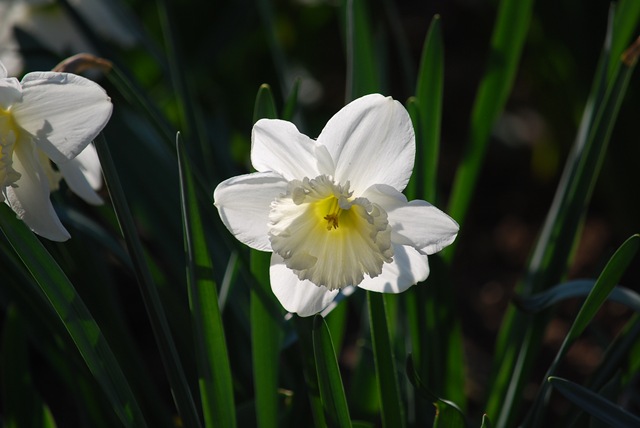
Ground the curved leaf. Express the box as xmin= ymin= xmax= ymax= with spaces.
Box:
xmin=313 ymin=315 xmax=352 ymax=428
xmin=515 ymin=280 xmax=640 ymax=313
xmin=549 ymin=377 xmax=640 ymax=428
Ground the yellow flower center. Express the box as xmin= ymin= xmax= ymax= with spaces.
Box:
xmin=269 ymin=175 xmax=393 ymax=290
xmin=0 ymin=108 xmax=21 ymax=197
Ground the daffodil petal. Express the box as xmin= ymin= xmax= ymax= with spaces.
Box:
xmin=251 ymin=119 xmax=324 ymax=180
xmin=4 ymin=141 xmax=70 ymax=241
xmin=57 ymin=143 xmax=103 ymax=205
xmin=317 ymin=93 xmax=414 ymax=194
xmin=12 ymin=72 xmax=112 ymax=164
xmin=270 ymin=253 xmax=339 ymax=316
xmin=0 ymin=76 xmax=22 ymax=109
xmin=357 ymin=244 xmax=429 ymax=293
xmin=363 ymin=184 xmax=459 ymax=254
xmin=214 ymin=171 xmax=288 ymax=251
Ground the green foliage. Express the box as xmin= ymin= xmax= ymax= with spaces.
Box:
xmin=0 ymin=0 xmax=638 ymax=427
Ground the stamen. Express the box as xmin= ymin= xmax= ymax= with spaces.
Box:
xmin=323 ymin=197 xmax=341 ymax=230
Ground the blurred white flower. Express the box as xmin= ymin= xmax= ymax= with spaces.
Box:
xmin=214 ymin=94 xmax=459 ymax=316
xmin=0 ymin=0 xmax=136 ymax=76
xmin=0 ymin=60 xmax=112 ymax=240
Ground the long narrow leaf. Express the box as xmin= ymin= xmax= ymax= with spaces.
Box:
xmin=95 ymin=133 xmax=202 ymax=428
xmin=515 ymin=280 xmax=640 ymax=313
xmin=178 ymin=134 xmax=236 ymax=428
xmin=525 ymin=235 xmax=639 ymax=425
xmin=446 ymin=0 xmax=533 ymax=240
xmin=344 ymin=0 xmax=380 ymax=102
xmin=367 ymin=292 xmax=405 ymax=428
xmin=313 ymin=315 xmax=352 ymax=428
xmin=405 ymin=355 xmax=465 ymax=426
xmin=0 ymin=205 xmax=147 ymax=427
xmin=414 ymin=14 xmax=443 ymax=202
xmin=251 ymin=84 xmax=284 ymax=428
xmin=1 ymin=306 xmax=57 ymax=428
xmin=549 ymin=377 xmax=640 ymax=428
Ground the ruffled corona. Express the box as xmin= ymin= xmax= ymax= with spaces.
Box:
xmin=269 ymin=175 xmax=393 ymax=290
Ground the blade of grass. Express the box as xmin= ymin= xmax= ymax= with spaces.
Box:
xmin=414 ymin=14 xmax=443 ymax=203
xmin=608 ymin=0 xmax=640 ymax=77
xmin=294 ymin=316 xmax=328 ymax=428
xmin=514 ymin=280 xmax=640 ymax=313
xmin=282 ymin=79 xmax=301 ymax=122
xmin=445 ymin=0 xmax=533 ymax=252
xmin=254 ymin=84 xmax=279 ymax=122
xmin=1 ymin=306 xmax=57 ymax=428
xmin=251 ymin=84 xmax=285 ymax=428
xmin=344 ymin=0 xmax=380 ymax=102
xmin=178 ymin=134 xmax=236 ymax=428
xmin=0 ymin=205 xmax=147 ymax=427
xmin=549 ymin=377 xmax=640 ymax=428
xmin=256 ymin=0 xmax=289 ymax=98
xmin=157 ymin=0 xmax=211 ymax=182
xmin=405 ymin=355 xmax=465 ymax=425
xmin=524 ymin=235 xmax=639 ymax=425
xmin=95 ymin=133 xmax=202 ymax=428
xmin=313 ymin=315 xmax=353 ymax=428
xmin=367 ymin=292 xmax=405 ymax=428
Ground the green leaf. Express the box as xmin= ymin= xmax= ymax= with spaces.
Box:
xmin=433 ymin=401 xmax=465 ymax=428
xmin=486 ymin=14 xmax=640 ymax=427
xmin=293 ymin=317 xmax=327 ymax=428
xmin=177 ymin=134 xmax=236 ymax=428
xmin=251 ymin=84 xmax=284 ymax=428
xmin=95 ymin=133 xmax=202 ymax=428
xmin=313 ymin=315 xmax=352 ymax=428
xmin=559 ymin=235 xmax=639 ymax=355
xmin=157 ymin=0 xmax=210 ymax=181
xmin=549 ymin=377 xmax=640 ymax=428
xmin=0 ymin=205 xmax=147 ymax=427
xmin=344 ymin=0 xmax=380 ymax=101
xmin=367 ymin=292 xmax=405 ymax=428
xmin=608 ymin=0 xmax=640 ymax=78
xmin=524 ymin=235 xmax=640 ymax=425
xmin=515 ymin=280 xmax=640 ymax=313
xmin=414 ymin=15 xmax=443 ymax=202
xmin=282 ymin=79 xmax=301 ymax=121
xmin=446 ymin=0 xmax=533 ymax=241
xmin=253 ymin=84 xmax=279 ymax=122
xmin=405 ymin=355 xmax=465 ymax=427
xmin=1 ymin=306 xmax=58 ymax=428
xmin=481 ymin=414 xmax=493 ymax=428
xmin=404 ymin=255 xmax=466 ymax=416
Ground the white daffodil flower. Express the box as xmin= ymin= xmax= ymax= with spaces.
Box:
xmin=0 ymin=61 xmax=112 ymax=241
xmin=214 ymin=94 xmax=459 ymax=316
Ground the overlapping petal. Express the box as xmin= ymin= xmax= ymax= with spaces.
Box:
xmin=0 ymin=76 xmax=22 ymax=109
xmin=317 ymin=93 xmax=415 ymax=194
xmin=357 ymin=244 xmax=429 ymax=293
xmin=251 ymin=119 xmax=322 ymax=180
xmin=363 ymin=184 xmax=459 ymax=254
xmin=57 ymin=143 xmax=103 ymax=205
xmin=4 ymin=141 xmax=70 ymax=241
xmin=214 ymin=171 xmax=288 ymax=251
xmin=11 ymin=72 xmax=112 ymax=164
xmin=270 ymin=253 xmax=339 ymax=316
